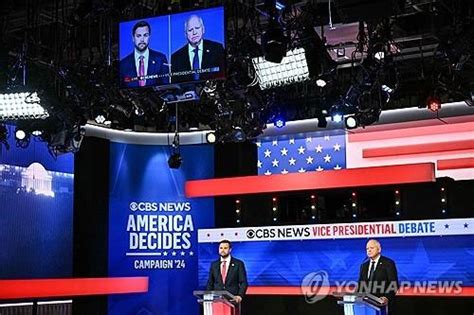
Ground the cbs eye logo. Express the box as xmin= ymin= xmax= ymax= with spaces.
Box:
xmin=246 ymin=229 xmax=256 ymax=239
xmin=129 ymin=202 xmax=158 ymax=211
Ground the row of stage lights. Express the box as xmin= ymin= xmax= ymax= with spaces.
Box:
xmin=233 ymin=187 xmax=449 ymax=225
xmin=273 ymin=97 xmax=443 ymax=131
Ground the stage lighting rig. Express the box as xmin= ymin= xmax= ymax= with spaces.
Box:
xmin=168 ymin=132 xmax=182 ymax=169
xmin=15 ymin=127 xmax=30 ymax=148
xmin=0 ymin=92 xmax=49 ymax=121
xmin=426 ymin=96 xmax=441 ymax=112
xmin=168 ymin=151 xmax=182 ymax=169
xmin=252 ymin=48 xmax=310 ymax=89
xmin=262 ymin=19 xmax=288 ymax=63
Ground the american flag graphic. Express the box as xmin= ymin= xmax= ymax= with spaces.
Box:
xmin=257 ymin=131 xmax=347 ymax=175
xmin=258 ymin=118 xmax=474 ymax=180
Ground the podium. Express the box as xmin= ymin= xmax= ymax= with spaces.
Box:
xmin=193 ymin=290 xmax=240 ymax=315
xmin=333 ymin=292 xmax=388 ymax=315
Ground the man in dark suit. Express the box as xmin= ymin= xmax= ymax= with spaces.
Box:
xmin=171 ymin=15 xmax=225 ymax=83
xmin=206 ymin=240 xmax=248 ymax=304
xmin=120 ymin=20 xmax=169 ymax=88
xmin=358 ymin=239 xmax=399 ymax=314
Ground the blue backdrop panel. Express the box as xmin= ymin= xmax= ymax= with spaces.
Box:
xmin=108 ymin=143 xmax=214 ymax=315
xmin=199 ymin=236 xmax=474 ymax=286
xmin=0 ymin=125 xmax=74 ymax=279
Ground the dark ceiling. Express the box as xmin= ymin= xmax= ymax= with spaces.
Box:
xmin=0 ymin=0 xmax=473 ymax=150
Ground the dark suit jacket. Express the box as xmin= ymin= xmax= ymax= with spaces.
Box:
xmin=170 ymin=39 xmax=225 ymax=83
xmin=119 ymin=48 xmax=169 ymax=88
xmin=358 ymin=255 xmax=399 ymax=307
xmin=206 ymin=257 xmax=248 ymax=298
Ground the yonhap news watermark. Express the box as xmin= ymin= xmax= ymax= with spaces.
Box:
xmin=300 ymin=271 xmax=465 ymax=304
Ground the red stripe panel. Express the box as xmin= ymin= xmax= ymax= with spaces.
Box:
xmin=247 ymin=286 xmax=474 ymax=297
xmin=185 ymin=163 xmax=435 ymax=197
xmin=348 ymin=121 xmax=474 ymax=143
xmin=437 ymin=157 xmax=474 ymax=170
xmin=363 ymin=140 xmax=474 ymax=158
xmin=0 ymin=277 xmax=149 ymax=300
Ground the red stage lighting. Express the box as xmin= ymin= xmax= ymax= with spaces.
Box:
xmin=427 ymin=96 xmax=441 ymax=112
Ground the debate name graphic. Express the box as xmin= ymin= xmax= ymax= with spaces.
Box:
xmin=125 ymin=201 xmax=196 ymax=270
xmin=198 ymin=218 xmax=473 ymax=243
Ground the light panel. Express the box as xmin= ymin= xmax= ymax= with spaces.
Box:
xmin=252 ymin=48 xmax=310 ymax=90
xmin=0 ymin=92 xmax=49 ymax=121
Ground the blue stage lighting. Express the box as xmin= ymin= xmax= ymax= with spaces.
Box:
xmin=274 ymin=117 xmax=286 ymax=128
xmin=332 ymin=114 xmax=343 ymax=123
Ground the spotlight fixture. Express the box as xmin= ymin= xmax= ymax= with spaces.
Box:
xmin=15 ymin=128 xmax=27 ymax=140
xmin=426 ymin=96 xmax=441 ymax=112
xmin=252 ymin=48 xmax=310 ymax=89
xmin=275 ymin=0 xmax=286 ymax=11
xmin=465 ymin=90 xmax=474 ymax=107
xmin=316 ymin=79 xmax=327 ymax=88
xmin=336 ymin=44 xmax=346 ymax=58
xmin=317 ymin=116 xmax=328 ymax=128
xmin=206 ymin=132 xmax=216 ymax=144
xmin=358 ymin=106 xmax=382 ymax=127
xmin=332 ymin=114 xmax=343 ymax=123
xmin=168 ymin=152 xmax=182 ymax=169
xmin=381 ymin=84 xmax=394 ymax=94
xmin=374 ymin=51 xmax=385 ymax=61
xmin=203 ymin=80 xmax=218 ymax=94
xmin=15 ymin=125 xmax=31 ymax=148
xmin=345 ymin=115 xmax=358 ymax=129
xmin=273 ymin=117 xmax=286 ymax=128
xmin=134 ymin=106 xmax=145 ymax=117
xmin=95 ymin=114 xmax=106 ymax=124
xmin=231 ymin=127 xmax=246 ymax=142
xmin=262 ymin=20 xmax=288 ymax=63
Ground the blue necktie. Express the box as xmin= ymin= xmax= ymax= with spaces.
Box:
xmin=368 ymin=261 xmax=376 ymax=280
xmin=192 ymin=47 xmax=199 ymax=80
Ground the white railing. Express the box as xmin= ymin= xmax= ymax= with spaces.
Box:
xmin=0 ymin=300 xmax=72 ymax=315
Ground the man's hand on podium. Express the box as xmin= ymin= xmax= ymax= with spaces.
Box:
xmin=232 ymin=295 xmax=243 ymax=303
xmin=380 ymin=296 xmax=389 ymax=305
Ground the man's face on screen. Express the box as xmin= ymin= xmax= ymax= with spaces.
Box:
xmin=186 ymin=16 xmax=204 ymax=47
xmin=218 ymin=243 xmax=231 ymax=258
xmin=133 ymin=26 xmax=150 ymax=52
xmin=366 ymin=241 xmax=381 ymax=259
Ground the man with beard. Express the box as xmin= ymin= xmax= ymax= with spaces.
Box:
xmin=206 ymin=240 xmax=248 ymax=305
xmin=120 ymin=20 xmax=169 ymax=87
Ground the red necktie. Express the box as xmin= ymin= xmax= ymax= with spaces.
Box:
xmin=221 ymin=260 xmax=227 ymax=283
xmin=138 ymin=56 xmax=145 ymax=86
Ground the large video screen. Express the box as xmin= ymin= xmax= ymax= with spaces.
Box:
xmin=0 ymin=125 xmax=74 ymax=279
xmin=119 ymin=6 xmax=225 ymax=88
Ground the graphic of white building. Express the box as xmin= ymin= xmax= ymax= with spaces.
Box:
xmin=21 ymin=162 xmax=55 ymax=197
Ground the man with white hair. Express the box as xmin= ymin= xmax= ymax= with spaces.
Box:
xmin=357 ymin=239 xmax=399 ymax=313
xmin=171 ymin=14 xmax=225 ymax=83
